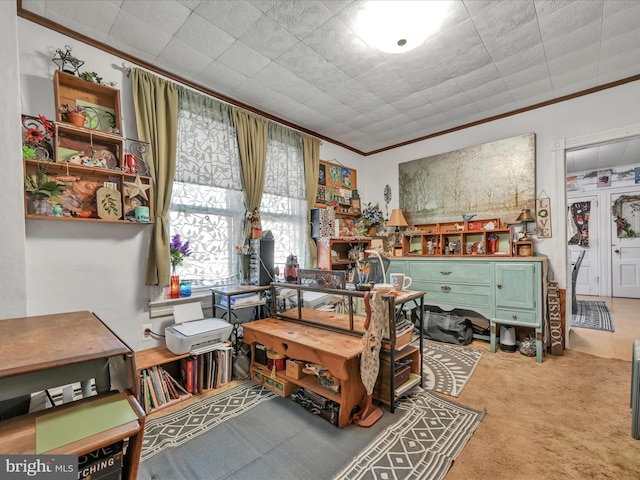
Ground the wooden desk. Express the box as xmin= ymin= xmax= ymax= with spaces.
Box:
xmin=0 ymin=311 xmax=144 ymax=480
xmin=243 ymin=318 xmax=366 ymax=428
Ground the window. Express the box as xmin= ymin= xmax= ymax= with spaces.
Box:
xmin=260 ymin=124 xmax=308 ymax=274
xmin=170 ymin=89 xmax=244 ymax=286
xmin=170 ymin=89 xmax=308 ymax=287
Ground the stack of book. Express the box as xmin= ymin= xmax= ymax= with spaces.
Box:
xmin=139 ymin=366 xmax=190 ymax=414
xmin=179 ymin=344 xmax=233 ymax=395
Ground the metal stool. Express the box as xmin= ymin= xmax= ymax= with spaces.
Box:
xmin=632 ymin=339 xmax=640 ymax=439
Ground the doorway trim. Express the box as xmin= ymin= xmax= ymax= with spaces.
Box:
xmin=553 ymin=123 xmax=640 ymax=349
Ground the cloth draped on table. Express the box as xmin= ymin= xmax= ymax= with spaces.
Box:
xmin=360 ymin=291 xmax=389 ymax=395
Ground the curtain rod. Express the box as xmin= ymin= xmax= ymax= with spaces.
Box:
xmin=123 ymin=62 xmax=323 ymax=145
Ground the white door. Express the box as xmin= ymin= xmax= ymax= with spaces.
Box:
xmin=568 ymin=198 xmax=600 ymax=296
xmin=611 ymin=193 xmax=640 ymax=298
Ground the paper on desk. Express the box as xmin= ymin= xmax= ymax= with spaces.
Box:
xmin=35 ymin=393 xmax=138 ymax=453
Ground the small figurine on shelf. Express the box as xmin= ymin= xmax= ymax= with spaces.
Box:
xmin=488 ymin=234 xmax=499 ymax=254
xmin=247 ymin=209 xmax=262 ymax=238
xmin=51 ymin=45 xmax=84 ymax=75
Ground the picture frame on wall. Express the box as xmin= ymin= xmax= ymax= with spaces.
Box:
xmin=351 ymin=196 xmax=361 ymax=214
xmin=370 ymin=236 xmax=387 ymax=253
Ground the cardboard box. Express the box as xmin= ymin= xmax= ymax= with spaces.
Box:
xmin=286 ymin=359 xmax=304 ymax=379
xmin=78 ymin=440 xmax=124 ymax=480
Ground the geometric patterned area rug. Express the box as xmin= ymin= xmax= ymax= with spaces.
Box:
xmin=419 ymin=340 xmax=484 ymax=397
xmin=332 ymin=390 xmax=486 ymax=480
xmin=570 ymin=300 xmax=615 ymax=332
xmin=141 ymin=382 xmax=276 ymax=461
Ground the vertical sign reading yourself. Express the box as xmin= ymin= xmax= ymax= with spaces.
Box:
xmin=548 ymin=281 xmax=563 ymax=355
xmin=536 ymin=197 xmax=552 ymax=238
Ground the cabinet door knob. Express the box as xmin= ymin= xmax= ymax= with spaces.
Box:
xmin=440 ymin=271 xmax=451 ymax=275
xmin=497 ymin=283 xmax=502 ymax=288
xmin=512 ymin=314 xmax=517 ymax=320
xmin=441 ymin=285 xmax=451 ymax=292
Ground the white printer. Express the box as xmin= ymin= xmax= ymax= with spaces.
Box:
xmin=165 ymin=303 xmax=233 ymax=355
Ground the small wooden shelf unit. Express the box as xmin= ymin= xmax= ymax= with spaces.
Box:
xmin=134 ymin=343 xmax=233 ymax=415
xmin=23 ymin=70 xmax=154 ymax=224
xmin=402 ymin=218 xmax=514 ymax=257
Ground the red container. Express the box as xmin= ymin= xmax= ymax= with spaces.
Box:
xmin=267 ymin=350 xmax=286 ymax=371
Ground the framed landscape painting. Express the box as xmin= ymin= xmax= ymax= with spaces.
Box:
xmin=399 ymin=133 xmax=536 ymax=225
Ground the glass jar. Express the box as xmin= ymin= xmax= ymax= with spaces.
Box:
xmin=179 ymin=280 xmax=192 ymax=298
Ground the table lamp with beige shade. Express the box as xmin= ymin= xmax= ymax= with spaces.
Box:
xmin=387 ymin=209 xmax=408 ymax=245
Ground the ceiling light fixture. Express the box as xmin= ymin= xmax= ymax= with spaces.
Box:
xmin=355 ymin=1 xmax=451 ymax=54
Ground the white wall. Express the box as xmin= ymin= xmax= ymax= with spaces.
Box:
xmin=362 ymin=81 xmax=640 ymax=289
xmin=0 ymin=3 xmax=27 ymax=319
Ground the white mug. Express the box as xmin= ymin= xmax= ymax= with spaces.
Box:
xmin=390 ymin=273 xmax=412 ymax=292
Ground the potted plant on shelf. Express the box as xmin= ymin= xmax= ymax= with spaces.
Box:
xmin=59 ymin=104 xmax=86 ymax=127
xmin=360 ymin=202 xmax=385 ymax=236
xmin=24 ymin=170 xmax=68 ymax=215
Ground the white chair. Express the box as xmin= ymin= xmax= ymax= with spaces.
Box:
xmin=571 ymin=250 xmax=586 ymax=313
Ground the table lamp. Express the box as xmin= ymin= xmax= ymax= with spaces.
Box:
xmin=516 ymin=208 xmax=535 ymax=240
xmin=387 ymin=209 xmax=408 ymax=246
xmin=515 ymin=208 xmax=535 ymax=256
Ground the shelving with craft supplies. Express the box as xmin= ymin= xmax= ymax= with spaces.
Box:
xmin=22 ymin=70 xmax=154 ymax=224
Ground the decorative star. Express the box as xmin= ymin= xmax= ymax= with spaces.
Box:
xmin=124 ymin=175 xmax=151 ymax=201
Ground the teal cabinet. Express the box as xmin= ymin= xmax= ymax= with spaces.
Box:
xmin=495 ymin=263 xmax=536 ymax=311
xmin=391 ymin=257 xmax=546 ymax=362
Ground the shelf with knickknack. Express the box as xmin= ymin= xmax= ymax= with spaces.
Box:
xmin=401 ymin=218 xmax=513 ymax=257
xmin=316 ymin=237 xmax=372 ymax=271
xmin=22 ymin=69 xmax=154 ymax=224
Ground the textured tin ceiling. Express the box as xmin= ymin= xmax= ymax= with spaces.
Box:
xmin=19 ymin=0 xmax=640 ymax=156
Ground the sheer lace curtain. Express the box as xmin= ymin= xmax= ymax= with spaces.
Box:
xmin=260 ymin=123 xmax=309 ymax=274
xmin=169 ymin=88 xmax=309 ymax=287
xmin=170 ymin=88 xmax=245 ymax=286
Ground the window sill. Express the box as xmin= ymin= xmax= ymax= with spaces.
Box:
xmin=148 ymin=289 xmax=212 ymax=318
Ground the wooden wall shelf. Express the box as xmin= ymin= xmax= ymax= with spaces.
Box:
xmin=402 ymin=218 xmax=513 ymax=257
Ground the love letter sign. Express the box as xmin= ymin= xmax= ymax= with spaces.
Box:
xmin=536 ymin=197 xmax=552 ymax=238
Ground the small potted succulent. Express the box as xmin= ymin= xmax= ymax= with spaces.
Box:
xmin=59 ymin=104 xmax=86 ymax=126
xmin=24 ymin=170 xmax=68 ymax=215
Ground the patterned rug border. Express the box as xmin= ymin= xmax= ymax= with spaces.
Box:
xmin=141 ymin=382 xmax=276 ymax=461
xmin=332 ymin=389 xmax=486 ymax=480
xmin=416 ymin=339 xmax=484 ymax=397
xmin=570 ymin=300 xmax=615 ymax=332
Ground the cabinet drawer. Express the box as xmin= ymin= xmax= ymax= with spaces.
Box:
xmin=422 ymin=282 xmax=491 ymax=308
xmin=494 ymin=309 xmax=537 ymax=325
xmin=408 ymin=261 xmax=490 ymax=284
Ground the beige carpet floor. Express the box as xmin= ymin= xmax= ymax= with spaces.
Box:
xmin=446 ymin=341 xmax=639 ymax=479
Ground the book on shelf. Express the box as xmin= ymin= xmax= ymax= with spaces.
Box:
xmin=146 ymin=375 xmax=160 ymax=409
xmin=180 ymin=356 xmax=196 ymax=394
xmin=139 ymin=365 xmax=192 ymax=412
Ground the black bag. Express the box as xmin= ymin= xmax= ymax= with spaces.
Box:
xmin=420 ymin=311 xmax=473 ymax=345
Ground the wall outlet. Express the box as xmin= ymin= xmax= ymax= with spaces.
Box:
xmin=142 ymin=323 xmax=152 ymax=341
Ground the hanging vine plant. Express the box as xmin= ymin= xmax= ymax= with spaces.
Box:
xmin=611 ymin=195 xmax=640 ymax=238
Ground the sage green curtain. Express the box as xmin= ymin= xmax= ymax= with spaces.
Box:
xmin=232 ymin=108 xmax=268 ymax=241
xmin=303 ymin=135 xmax=320 ymax=267
xmin=131 ymin=68 xmax=179 ymax=286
